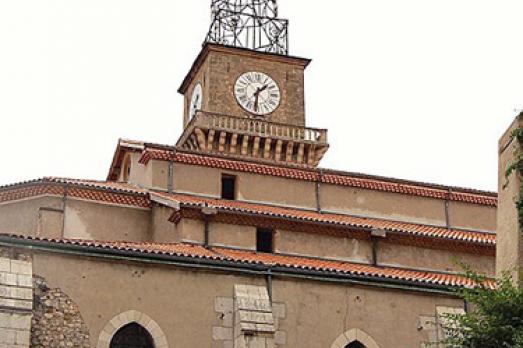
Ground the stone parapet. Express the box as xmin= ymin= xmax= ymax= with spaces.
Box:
xmin=176 ymin=111 xmax=329 ymax=168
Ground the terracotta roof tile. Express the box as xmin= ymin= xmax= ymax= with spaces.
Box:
xmin=0 ymin=178 xmax=149 ymax=209
xmin=0 ymin=233 xmax=492 ymax=289
xmin=0 ymin=178 xmax=495 ymax=246
xmin=214 ymin=247 xmax=491 ymax=288
xmin=154 ymin=192 xmax=495 ymax=245
xmin=137 ymin=149 xmax=497 ymax=206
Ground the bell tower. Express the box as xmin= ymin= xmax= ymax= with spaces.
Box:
xmin=176 ymin=0 xmax=329 ymax=167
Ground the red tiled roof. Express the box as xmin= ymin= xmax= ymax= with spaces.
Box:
xmin=0 ymin=178 xmax=150 ymax=209
xmin=154 ymin=192 xmax=496 ymax=245
xmin=0 ymin=178 xmax=495 ymax=247
xmin=0 ymin=233 xmax=493 ymax=289
xmin=136 ymin=148 xmax=497 ymax=207
xmin=43 ymin=177 xmax=148 ymax=194
xmin=215 ymin=247 xmax=492 ymax=289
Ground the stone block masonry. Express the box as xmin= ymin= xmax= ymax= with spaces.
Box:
xmin=213 ymin=285 xmax=286 ymax=348
xmin=0 ymin=249 xmax=33 ymax=348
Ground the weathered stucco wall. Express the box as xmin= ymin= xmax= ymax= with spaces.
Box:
xmin=32 ymin=252 xmax=265 ymax=348
xmin=31 ymin=250 xmax=463 ymax=348
xmin=178 ymin=219 xmax=205 ymax=244
xmin=321 ymin=185 xmax=447 ymax=227
xmin=63 ymin=200 xmax=150 ymax=242
xmin=275 ymin=230 xmax=373 ymax=264
xmin=151 ymin=160 xmax=170 ymax=190
xmin=448 ymin=201 xmax=496 ymax=232
xmin=237 ymin=173 xmax=316 ymax=209
xmin=128 ymin=152 xmax=152 ymax=188
xmin=172 ymin=163 xmax=221 ymax=197
xmin=151 ymin=205 xmax=179 ymax=243
xmin=273 ymin=278 xmax=463 ymax=348
xmin=169 ymin=162 xmax=496 ymax=233
xmin=171 ymin=219 xmax=494 ymax=275
xmin=0 ymin=197 xmax=63 ymax=237
xmin=377 ymin=242 xmax=495 ymax=276
xmin=209 ymin=222 xmax=256 ymax=250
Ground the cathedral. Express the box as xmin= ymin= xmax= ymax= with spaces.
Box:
xmin=0 ymin=1 xmax=520 ymax=347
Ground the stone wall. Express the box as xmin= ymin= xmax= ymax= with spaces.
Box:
xmin=418 ymin=306 xmax=465 ymax=347
xmin=0 ymin=249 xmax=33 ymax=348
xmin=213 ymin=285 xmax=286 ymax=348
xmin=30 ymin=276 xmax=90 ymax=348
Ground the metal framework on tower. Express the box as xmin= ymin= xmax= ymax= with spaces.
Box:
xmin=206 ymin=0 xmax=289 ymax=55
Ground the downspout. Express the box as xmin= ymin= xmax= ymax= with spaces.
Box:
xmin=445 ymin=189 xmax=452 ymax=229
xmin=202 ymin=207 xmax=217 ymax=248
xmin=204 ymin=218 xmax=209 ymax=247
xmin=167 ymin=147 xmax=176 ymax=193
xmin=61 ymin=183 xmax=69 ymax=237
xmin=267 ymin=267 xmax=273 ymax=303
xmin=167 ymin=160 xmax=174 ymax=193
xmin=316 ymin=169 xmax=323 ymax=213
xmin=371 ymin=229 xmax=387 ymax=266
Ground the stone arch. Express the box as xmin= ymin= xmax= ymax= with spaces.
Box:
xmin=97 ymin=310 xmax=169 ymax=348
xmin=330 ymin=328 xmax=380 ymax=348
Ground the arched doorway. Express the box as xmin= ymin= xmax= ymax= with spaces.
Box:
xmin=110 ymin=323 xmax=155 ymax=348
xmin=346 ymin=342 xmax=366 ymax=348
xmin=330 ymin=329 xmax=380 ymax=348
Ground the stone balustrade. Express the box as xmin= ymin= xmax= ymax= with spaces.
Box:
xmin=176 ymin=111 xmax=329 ymax=167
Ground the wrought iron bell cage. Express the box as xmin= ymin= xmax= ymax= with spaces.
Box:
xmin=206 ymin=0 xmax=289 ymax=55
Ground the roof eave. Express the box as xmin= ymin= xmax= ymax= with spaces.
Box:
xmin=0 ymin=234 xmax=461 ymax=295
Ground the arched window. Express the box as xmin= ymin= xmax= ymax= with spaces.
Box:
xmin=110 ymin=323 xmax=155 ymax=348
xmin=346 ymin=342 xmax=366 ymax=348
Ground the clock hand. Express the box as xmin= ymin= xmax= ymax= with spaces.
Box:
xmin=253 ymin=86 xmax=265 ymax=113
xmin=254 ymin=92 xmax=260 ymax=112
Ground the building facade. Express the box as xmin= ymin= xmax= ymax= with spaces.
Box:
xmin=0 ymin=1 xmax=516 ymax=347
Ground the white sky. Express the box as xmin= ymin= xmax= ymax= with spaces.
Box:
xmin=1 ymin=0 xmax=522 ymax=192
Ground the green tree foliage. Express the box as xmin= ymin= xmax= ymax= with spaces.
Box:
xmin=439 ymin=268 xmax=523 ymax=348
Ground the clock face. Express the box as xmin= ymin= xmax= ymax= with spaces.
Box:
xmin=189 ymin=83 xmax=203 ymax=119
xmin=234 ymin=72 xmax=281 ymax=116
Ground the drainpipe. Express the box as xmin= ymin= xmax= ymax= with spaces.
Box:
xmin=167 ymin=161 xmax=174 ymax=193
xmin=315 ymin=169 xmax=323 ymax=213
xmin=445 ymin=189 xmax=452 ymax=229
xmin=61 ymin=183 xmax=69 ymax=237
xmin=267 ymin=267 xmax=273 ymax=303
xmin=370 ymin=229 xmax=387 ymax=266
xmin=202 ymin=207 xmax=217 ymax=248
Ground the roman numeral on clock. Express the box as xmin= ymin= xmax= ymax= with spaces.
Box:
xmin=235 ymin=71 xmax=281 ymax=115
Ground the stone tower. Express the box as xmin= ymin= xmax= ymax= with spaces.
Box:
xmin=497 ymin=114 xmax=523 ymax=282
xmin=175 ymin=0 xmax=329 ymax=168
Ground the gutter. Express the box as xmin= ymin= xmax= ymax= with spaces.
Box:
xmin=0 ymin=236 xmax=459 ymax=296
